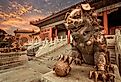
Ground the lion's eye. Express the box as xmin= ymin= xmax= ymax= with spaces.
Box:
xmin=83 ymin=32 xmax=86 ymax=36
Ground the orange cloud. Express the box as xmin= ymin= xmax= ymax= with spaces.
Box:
xmin=0 ymin=15 xmax=44 ymax=35
xmin=0 ymin=1 xmax=46 ymax=35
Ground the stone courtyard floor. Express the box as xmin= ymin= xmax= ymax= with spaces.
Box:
xmin=0 ymin=45 xmax=71 ymax=82
xmin=0 ymin=44 xmax=121 ymax=82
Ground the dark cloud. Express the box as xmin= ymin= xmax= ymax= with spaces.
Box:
xmin=0 ymin=0 xmax=81 ymax=16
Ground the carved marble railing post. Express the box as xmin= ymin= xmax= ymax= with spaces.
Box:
xmin=45 ymin=38 xmax=49 ymax=45
xmin=60 ymin=36 xmax=63 ymax=41
xmin=65 ymin=35 xmax=68 ymax=43
xmin=39 ymin=38 xmax=42 ymax=42
xmin=115 ymin=29 xmax=121 ymax=67
xmin=50 ymin=38 xmax=52 ymax=42
xmin=35 ymin=35 xmax=68 ymax=57
xmin=70 ymin=35 xmax=73 ymax=43
xmin=56 ymin=36 xmax=59 ymax=42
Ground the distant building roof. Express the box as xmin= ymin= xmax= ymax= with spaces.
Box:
xmin=32 ymin=31 xmax=40 ymax=36
xmin=14 ymin=29 xmax=35 ymax=33
xmin=0 ymin=29 xmax=7 ymax=35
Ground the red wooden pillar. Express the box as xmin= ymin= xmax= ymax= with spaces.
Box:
xmin=55 ymin=28 xmax=58 ymax=38
xmin=39 ymin=31 xmax=41 ymax=40
xmin=49 ymin=27 xmax=52 ymax=40
xmin=67 ymin=30 xmax=70 ymax=44
xmin=40 ymin=29 xmax=43 ymax=40
xmin=103 ymin=11 xmax=108 ymax=34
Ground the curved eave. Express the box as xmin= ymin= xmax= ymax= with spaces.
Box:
xmin=30 ymin=0 xmax=121 ymax=27
xmin=30 ymin=0 xmax=87 ymax=26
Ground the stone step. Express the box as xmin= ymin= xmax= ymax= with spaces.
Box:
xmin=0 ymin=61 xmax=24 ymax=70
xmin=107 ymin=48 xmax=116 ymax=64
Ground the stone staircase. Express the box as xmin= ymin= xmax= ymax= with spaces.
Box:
xmin=0 ymin=52 xmax=27 ymax=70
xmin=105 ymin=35 xmax=116 ymax=64
xmin=105 ymin=29 xmax=121 ymax=75
xmin=35 ymin=36 xmax=68 ymax=57
xmin=34 ymin=44 xmax=72 ymax=70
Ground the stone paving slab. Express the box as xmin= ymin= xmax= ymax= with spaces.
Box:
xmin=0 ymin=44 xmax=120 ymax=82
xmin=0 ymin=64 xmax=42 ymax=82
xmin=0 ymin=45 xmax=72 ymax=82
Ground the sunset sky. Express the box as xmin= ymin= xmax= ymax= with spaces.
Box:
xmin=0 ymin=0 xmax=81 ymax=35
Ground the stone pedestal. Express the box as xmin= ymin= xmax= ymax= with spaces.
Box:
xmin=41 ymin=64 xmax=94 ymax=82
xmin=41 ymin=64 xmax=121 ymax=82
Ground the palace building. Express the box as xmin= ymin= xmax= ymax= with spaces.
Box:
xmin=30 ymin=0 xmax=121 ymax=43
xmin=14 ymin=29 xmax=35 ymax=45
